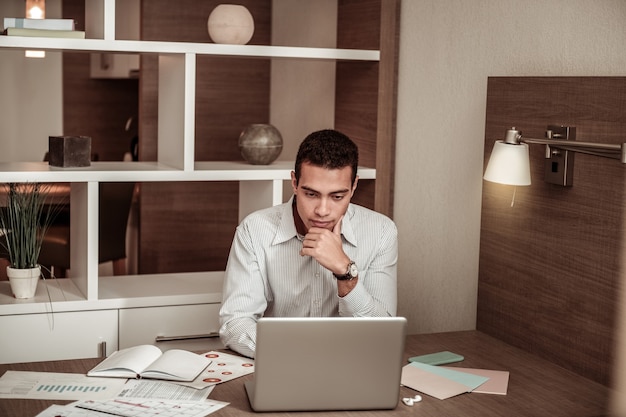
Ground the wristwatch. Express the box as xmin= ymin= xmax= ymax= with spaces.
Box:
xmin=334 ymin=261 xmax=358 ymax=281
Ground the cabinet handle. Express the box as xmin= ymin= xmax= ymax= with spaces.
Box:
xmin=99 ymin=341 xmax=107 ymax=357
xmin=155 ymin=332 xmax=219 ymax=342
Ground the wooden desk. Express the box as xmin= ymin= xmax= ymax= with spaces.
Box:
xmin=0 ymin=331 xmax=610 ymax=417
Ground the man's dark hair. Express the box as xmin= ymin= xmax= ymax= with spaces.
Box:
xmin=294 ymin=129 xmax=359 ymax=185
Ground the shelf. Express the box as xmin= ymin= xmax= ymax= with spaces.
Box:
xmin=0 ymin=277 xmax=85 ymax=315
xmin=0 ymin=36 xmax=380 ymax=61
xmin=99 ymin=271 xmax=223 ymax=305
xmin=194 ymin=161 xmax=376 ymax=180
xmin=0 ymin=0 xmax=393 ymax=362
xmin=0 ymin=161 xmax=376 ymax=182
xmin=0 ymin=271 xmax=223 ymax=315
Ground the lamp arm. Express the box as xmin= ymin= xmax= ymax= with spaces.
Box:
xmin=522 ymin=137 xmax=626 ymax=163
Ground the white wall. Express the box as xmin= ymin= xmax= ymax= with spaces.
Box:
xmin=395 ymin=0 xmax=626 ymax=332
xmin=0 ymin=0 xmax=63 ymax=162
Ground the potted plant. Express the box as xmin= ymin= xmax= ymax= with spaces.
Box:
xmin=0 ymin=183 xmax=63 ymax=299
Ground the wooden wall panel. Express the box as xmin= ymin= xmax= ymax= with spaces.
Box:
xmin=139 ymin=1 xmax=271 ymax=273
xmin=62 ymin=0 xmax=139 ymax=162
xmin=478 ymin=77 xmax=626 ymax=385
xmin=138 ymin=182 xmax=237 ymax=272
xmin=335 ymin=0 xmax=399 ymax=217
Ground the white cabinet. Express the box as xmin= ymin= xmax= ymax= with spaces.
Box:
xmin=0 ymin=0 xmax=379 ymax=362
xmin=0 ymin=310 xmax=117 ymax=364
xmin=119 ymin=304 xmax=223 ymax=352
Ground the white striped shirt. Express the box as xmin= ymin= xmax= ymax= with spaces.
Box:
xmin=218 ymin=196 xmax=398 ymax=358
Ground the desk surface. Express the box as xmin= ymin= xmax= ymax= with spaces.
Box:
xmin=0 ymin=331 xmax=610 ymax=417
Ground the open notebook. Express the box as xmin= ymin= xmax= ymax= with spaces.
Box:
xmin=245 ymin=316 xmax=407 ymax=412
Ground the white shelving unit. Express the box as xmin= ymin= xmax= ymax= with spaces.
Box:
xmin=0 ymin=0 xmax=378 ymax=363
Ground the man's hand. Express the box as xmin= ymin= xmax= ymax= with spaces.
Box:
xmin=300 ymin=216 xmax=348 ymax=275
xmin=300 ymin=216 xmax=358 ymax=297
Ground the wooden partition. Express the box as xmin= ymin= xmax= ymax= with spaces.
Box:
xmin=478 ymin=77 xmax=626 ymax=386
xmin=138 ymin=1 xmax=398 ymax=274
xmin=138 ymin=0 xmax=271 ymax=273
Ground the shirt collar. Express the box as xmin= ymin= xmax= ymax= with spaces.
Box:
xmin=273 ymin=195 xmax=300 ymax=245
xmin=272 ymin=195 xmax=357 ymax=247
xmin=341 ymin=204 xmax=357 ymax=247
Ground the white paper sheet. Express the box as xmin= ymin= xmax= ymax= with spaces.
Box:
xmin=35 ymin=398 xmax=229 ymax=417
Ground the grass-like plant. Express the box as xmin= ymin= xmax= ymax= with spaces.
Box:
xmin=0 ymin=183 xmax=63 ymax=270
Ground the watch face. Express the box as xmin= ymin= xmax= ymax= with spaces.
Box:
xmin=348 ymin=262 xmax=358 ymax=278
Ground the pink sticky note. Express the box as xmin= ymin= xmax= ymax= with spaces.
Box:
xmin=401 ymin=363 xmax=471 ymax=400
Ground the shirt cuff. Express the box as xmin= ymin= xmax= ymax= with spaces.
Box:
xmin=337 ymin=280 xmax=370 ymax=316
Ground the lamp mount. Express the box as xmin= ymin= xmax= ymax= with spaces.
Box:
xmin=503 ymin=125 xmax=626 ymax=186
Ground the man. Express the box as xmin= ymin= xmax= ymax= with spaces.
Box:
xmin=219 ymin=129 xmax=398 ymax=358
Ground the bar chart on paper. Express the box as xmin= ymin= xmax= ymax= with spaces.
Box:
xmin=36 ymin=382 xmax=110 ymax=394
xmin=0 ymin=371 xmax=126 ymax=400
xmin=30 ymin=376 xmax=126 ymax=400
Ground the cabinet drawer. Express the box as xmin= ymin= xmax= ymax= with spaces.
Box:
xmin=119 ymin=304 xmax=223 ymax=352
xmin=0 ymin=310 xmax=118 ymax=364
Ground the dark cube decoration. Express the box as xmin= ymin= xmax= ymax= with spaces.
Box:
xmin=48 ymin=136 xmax=91 ymax=168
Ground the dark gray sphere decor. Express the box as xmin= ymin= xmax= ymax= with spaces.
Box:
xmin=238 ymin=124 xmax=283 ymax=165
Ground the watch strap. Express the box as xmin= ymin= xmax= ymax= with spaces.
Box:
xmin=334 ymin=261 xmax=357 ymax=281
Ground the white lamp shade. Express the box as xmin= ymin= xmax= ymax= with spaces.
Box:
xmin=483 ymin=140 xmax=531 ymax=186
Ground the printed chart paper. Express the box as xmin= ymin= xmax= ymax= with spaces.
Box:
xmin=0 ymin=371 xmax=125 ymax=400
xmin=182 ymin=351 xmax=255 ymax=389
xmin=117 ymin=379 xmax=212 ymax=402
xmin=35 ymin=404 xmax=106 ymax=417
xmin=35 ymin=398 xmax=229 ymax=417
xmin=74 ymin=398 xmax=229 ymax=417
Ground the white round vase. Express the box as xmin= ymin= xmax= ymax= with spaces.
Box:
xmin=7 ymin=265 xmax=41 ymax=299
xmin=207 ymin=4 xmax=255 ymax=45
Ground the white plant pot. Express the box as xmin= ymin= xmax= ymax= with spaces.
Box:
xmin=7 ymin=266 xmax=41 ymax=299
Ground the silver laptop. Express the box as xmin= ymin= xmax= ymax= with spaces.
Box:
xmin=245 ymin=316 xmax=407 ymax=412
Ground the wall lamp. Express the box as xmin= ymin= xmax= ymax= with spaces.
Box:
xmin=484 ymin=125 xmax=626 ymax=187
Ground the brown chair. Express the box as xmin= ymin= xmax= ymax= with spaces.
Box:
xmin=38 ymin=182 xmax=136 ymax=277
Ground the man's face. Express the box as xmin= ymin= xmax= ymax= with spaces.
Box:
xmin=291 ymin=162 xmax=357 ymax=232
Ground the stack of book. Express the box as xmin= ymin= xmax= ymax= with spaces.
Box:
xmin=2 ymin=17 xmax=85 ymax=38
